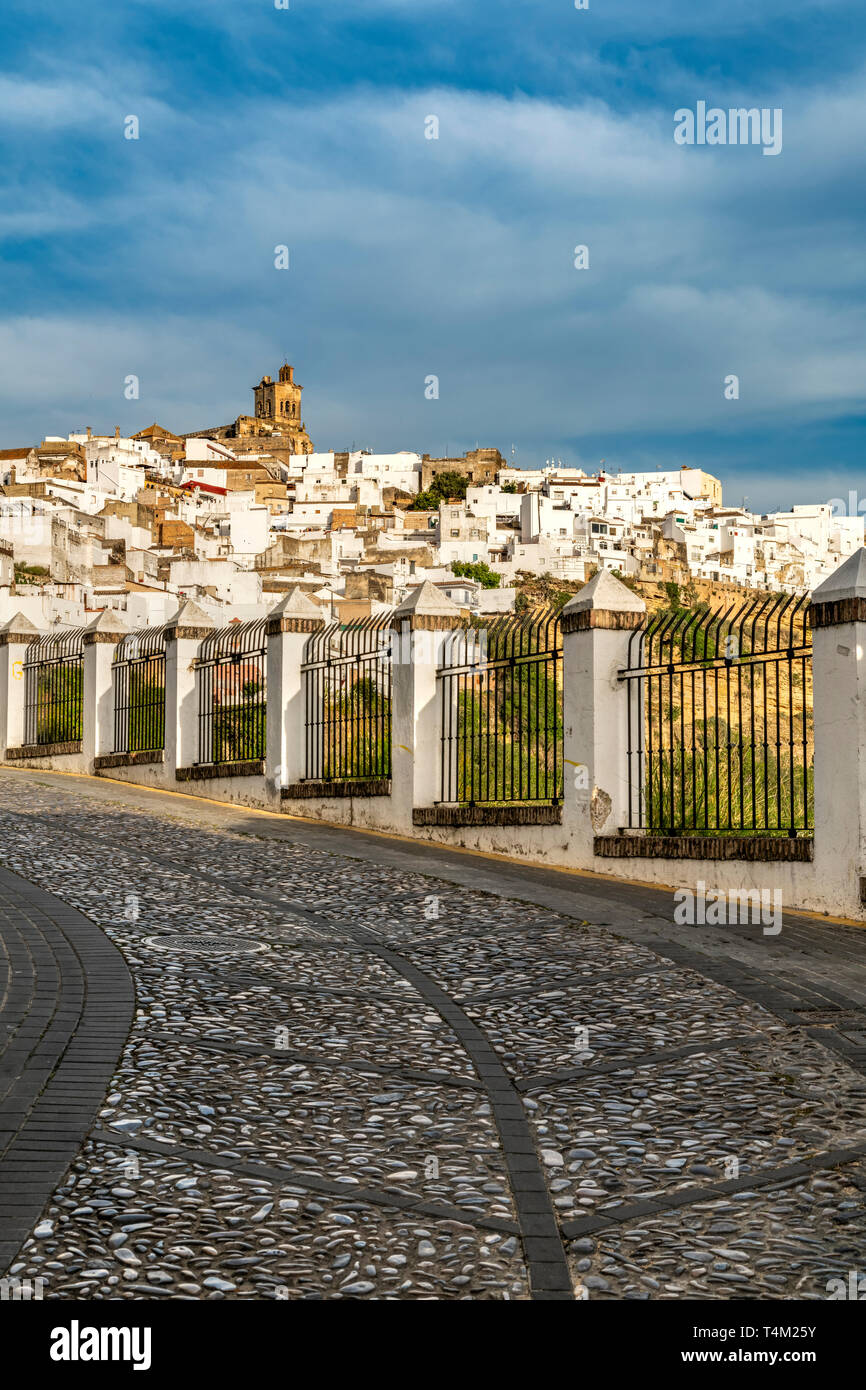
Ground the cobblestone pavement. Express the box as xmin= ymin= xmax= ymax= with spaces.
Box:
xmin=0 ymin=769 xmax=864 ymax=1301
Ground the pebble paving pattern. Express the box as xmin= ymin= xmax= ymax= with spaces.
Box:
xmin=0 ymin=772 xmax=864 ymax=1300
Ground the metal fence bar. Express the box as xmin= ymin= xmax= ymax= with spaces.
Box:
xmin=112 ymin=627 xmax=167 ymax=754
xmin=196 ymin=619 xmax=267 ymax=765
xmin=301 ymin=615 xmax=393 ymax=781
xmin=23 ymin=629 xmax=86 ymax=746
xmin=620 ymin=595 xmax=813 ymax=837
xmin=436 ymin=609 xmax=563 ymax=806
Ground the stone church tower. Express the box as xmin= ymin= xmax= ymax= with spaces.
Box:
xmin=247 ymin=363 xmax=313 ymax=452
xmin=182 ymin=361 xmax=314 ymax=456
xmin=254 ymin=363 xmax=304 ymax=428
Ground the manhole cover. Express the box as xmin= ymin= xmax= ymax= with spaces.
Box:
xmin=144 ymin=934 xmax=270 ymax=955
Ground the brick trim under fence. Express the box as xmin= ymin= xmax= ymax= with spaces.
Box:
xmin=6 ymin=741 xmax=82 ymax=760
xmin=283 ymin=779 xmax=391 ymax=800
xmin=176 ymin=760 xmax=265 ymax=782
xmin=415 ymin=804 xmax=563 ymax=828
xmin=594 ymin=834 xmax=814 ymax=863
xmin=94 ymin=750 xmax=165 ymax=770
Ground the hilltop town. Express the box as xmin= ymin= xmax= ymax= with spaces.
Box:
xmin=0 ymin=363 xmax=861 ymax=628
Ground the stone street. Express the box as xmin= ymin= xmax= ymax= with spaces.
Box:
xmin=0 ymin=768 xmax=864 ymax=1301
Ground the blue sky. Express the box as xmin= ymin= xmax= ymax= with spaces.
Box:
xmin=1 ymin=0 xmax=865 ymax=511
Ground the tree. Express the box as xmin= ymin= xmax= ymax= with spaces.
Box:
xmin=407 ymin=488 xmax=440 ymax=511
xmin=451 ymin=561 xmax=501 ymax=589
xmin=408 ymin=471 xmax=469 ymax=510
xmin=663 ymin=580 xmax=682 ymax=611
xmin=431 ymin=470 xmax=468 ymax=500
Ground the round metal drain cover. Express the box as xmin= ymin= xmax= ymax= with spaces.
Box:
xmin=144 ymin=934 xmax=270 ymax=955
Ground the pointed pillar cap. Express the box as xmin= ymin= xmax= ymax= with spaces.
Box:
xmin=166 ymin=598 xmax=215 ymax=640
xmin=812 ymin=547 xmax=866 ymax=604
xmin=266 ymin=585 xmax=325 ymax=634
xmin=83 ymin=607 xmax=131 ymax=644
xmin=392 ymin=580 xmax=463 ymax=630
xmin=0 ymin=611 xmax=40 ymax=646
xmin=562 ymin=569 xmax=645 ymax=633
xmin=811 ymin=546 xmax=866 ymax=627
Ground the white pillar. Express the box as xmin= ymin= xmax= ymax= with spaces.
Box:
xmin=265 ymin=588 xmax=325 ymax=807
xmin=164 ymin=600 xmax=214 ymax=777
xmin=82 ymin=609 xmax=130 ymax=768
xmin=390 ymin=581 xmax=463 ymax=832
xmin=811 ymin=549 xmax=866 ymax=917
xmin=561 ymin=571 xmax=646 ymax=867
xmin=0 ymin=613 xmax=39 ymax=754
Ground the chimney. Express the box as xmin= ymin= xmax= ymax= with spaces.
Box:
xmin=115 ymin=426 xmax=120 ymax=439
xmin=87 ymin=426 xmax=92 ymax=439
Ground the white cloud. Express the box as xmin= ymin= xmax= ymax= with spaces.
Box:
xmin=2 ymin=63 xmax=866 ymax=501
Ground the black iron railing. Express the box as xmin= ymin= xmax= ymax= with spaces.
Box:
xmin=113 ymin=627 xmax=167 ymax=754
xmin=196 ymin=619 xmax=267 ymax=765
xmin=23 ymin=629 xmax=86 ymax=745
xmin=437 ymin=610 xmax=562 ymax=805
xmin=620 ymin=595 xmax=813 ymax=837
xmin=302 ymin=616 xmax=392 ymax=780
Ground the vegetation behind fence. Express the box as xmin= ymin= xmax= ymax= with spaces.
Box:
xmin=197 ymin=620 xmax=267 ymax=765
xmin=24 ymin=632 xmax=85 ymax=746
xmin=621 ymin=595 xmax=813 ymax=836
xmin=437 ymin=610 xmax=562 ymax=805
xmin=113 ymin=629 xmax=167 ymax=754
xmin=302 ymin=616 xmax=392 ymax=781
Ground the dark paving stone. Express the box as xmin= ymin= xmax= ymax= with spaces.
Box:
xmin=0 ymin=867 xmax=134 ymax=1273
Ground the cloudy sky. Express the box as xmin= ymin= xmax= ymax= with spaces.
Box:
xmin=1 ymin=0 xmax=864 ymax=511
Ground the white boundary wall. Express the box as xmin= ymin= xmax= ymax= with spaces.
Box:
xmin=2 ymin=558 xmax=865 ymax=922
